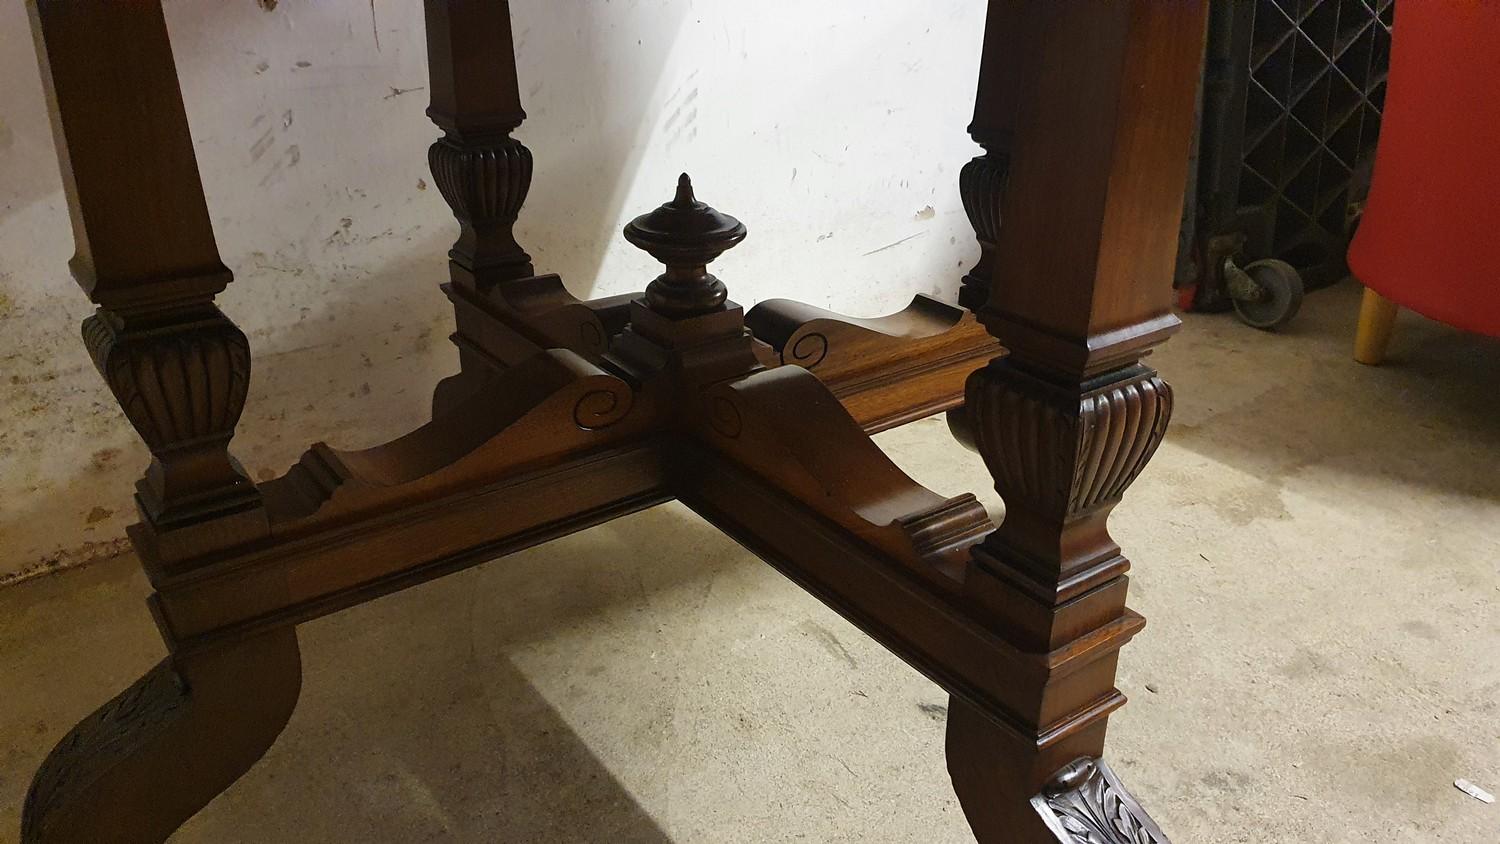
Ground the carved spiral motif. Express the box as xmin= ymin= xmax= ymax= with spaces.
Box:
xmin=428 ymin=136 xmax=533 ymax=223
xmin=967 ymin=363 xmax=1172 ymax=518
xmin=572 ymin=384 xmax=631 ymax=430
xmin=707 ymin=395 xmax=743 ymax=439
xmin=786 ymin=331 xmax=829 ymax=369
xmin=578 ymin=321 xmax=606 ymax=356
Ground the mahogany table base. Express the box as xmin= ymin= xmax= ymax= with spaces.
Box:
xmin=22 ymin=2 xmax=1205 ymax=842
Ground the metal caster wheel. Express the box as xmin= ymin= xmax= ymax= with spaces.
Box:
xmin=1226 ymin=257 xmax=1304 ymax=330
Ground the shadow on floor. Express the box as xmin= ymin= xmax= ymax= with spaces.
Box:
xmin=2 ymin=500 xmax=764 ymax=842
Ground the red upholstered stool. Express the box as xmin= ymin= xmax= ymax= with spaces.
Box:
xmin=1348 ymin=2 xmax=1500 ymax=364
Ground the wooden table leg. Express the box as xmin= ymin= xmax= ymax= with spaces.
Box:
xmin=424 ymin=0 xmax=627 ymax=413
xmin=424 ymin=0 xmax=533 ymax=286
xmin=27 ymin=0 xmax=267 ymax=564
xmin=946 ymin=3 xmax=1205 ymax=841
xmin=23 ymin=630 xmax=302 ymax=844
xmin=23 ymin=4 xmax=301 ymax=840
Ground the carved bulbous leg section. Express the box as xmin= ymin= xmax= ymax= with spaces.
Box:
xmin=965 ymin=359 xmax=1172 ymax=592
xmin=22 ymin=629 xmax=302 ymax=844
xmin=957 ymin=150 xmax=1008 ymax=312
xmin=428 ymin=134 xmax=535 ymax=284
xmin=83 ymin=303 xmax=260 ymax=526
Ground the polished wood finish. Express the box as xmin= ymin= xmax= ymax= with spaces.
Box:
xmin=24 ymin=631 xmax=301 ymax=844
xmin=746 ymin=295 xmax=998 ymax=432
xmin=946 ymin=3 xmax=1205 ymax=840
xmin=28 ymin=0 xmax=265 ymax=564
xmin=1354 ymin=285 xmax=1400 ymax=365
xmin=23 ymin=2 xmax=1202 ymax=842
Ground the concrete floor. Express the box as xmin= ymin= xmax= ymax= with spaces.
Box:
xmin=2 ymin=281 xmax=1497 ymax=842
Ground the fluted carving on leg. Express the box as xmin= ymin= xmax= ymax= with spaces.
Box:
xmin=964 ymin=359 xmax=1172 ymax=601
xmin=958 ymin=150 xmax=1008 ymax=311
xmin=82 ymin=303 xmax=260 ymax=528
xmin=967 ymin=361 xmax=1171 ymax=521
xmin=429 ymin=134 xmax=535 ymax=283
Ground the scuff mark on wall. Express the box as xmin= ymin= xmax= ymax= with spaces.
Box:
xmin=249 ymin=126 xmax=276 ymax=162
xmin=861 ymin=231 xmax=926 ymax=256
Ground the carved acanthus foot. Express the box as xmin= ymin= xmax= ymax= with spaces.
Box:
xmin=1032 ymin=757 xmax=1169 ymax=844
xmin=22 ymin=629 xmax=301 ymax=844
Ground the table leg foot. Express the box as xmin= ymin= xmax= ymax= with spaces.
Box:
xmin=23 ymin=629 xmax=302 ymax=844
xmin=947 ymin=696 xmax=1168 ymax=844
xmin=1030 ymin=757 xmax=1170 ymax=844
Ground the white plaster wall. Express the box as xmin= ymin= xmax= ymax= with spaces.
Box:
xmin=0 ymin=0 xmax=986 ymax=583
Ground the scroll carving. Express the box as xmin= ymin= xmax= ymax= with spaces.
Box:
xmin=1031 ymin=757 xmax=1169 ymax=844
xmin=572 ymin=386 xmax=629 ymax=430
xmin=787 ymin=331 xmax=829 ymax=369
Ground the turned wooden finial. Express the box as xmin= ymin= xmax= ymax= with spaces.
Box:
xmin=624 ymin=173 xmax=747 ymax=317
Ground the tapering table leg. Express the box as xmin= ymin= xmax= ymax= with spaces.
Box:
xmin=28 ymin=0 xmax=267 ymax=566
xmin=24 ymin=5 xmax=302 ymax=840
xmin=946 ymin=3 xmax=1206 ymax=841
xmin=424 ymin=0 xmax=620 ymax=413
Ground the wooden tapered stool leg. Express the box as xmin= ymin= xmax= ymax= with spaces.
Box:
xmin=1354 ymin=286 xmax=1399 ymax=365
xmin=23 ymin=630 xmax=303 ymax=844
